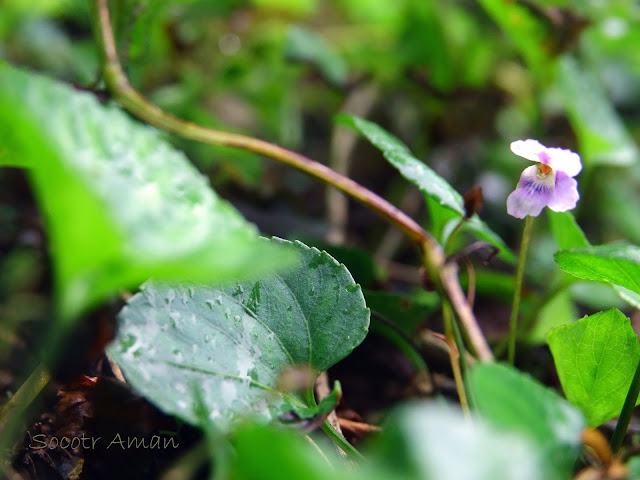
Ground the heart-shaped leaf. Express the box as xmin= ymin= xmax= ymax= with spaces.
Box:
xmin=0 ymin=62 xmax=290 ymax=319
xmin=108 ymin=238 xmax=370 ymax=431
xmin=547 ymin=308 xmax=640 ymax=426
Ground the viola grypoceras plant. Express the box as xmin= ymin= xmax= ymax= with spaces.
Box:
xmin=506 ymin=139 xmax=582 ymax=365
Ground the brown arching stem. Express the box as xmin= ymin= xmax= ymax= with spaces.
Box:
xmin=93 ymin=0 xmax=492 ymax=362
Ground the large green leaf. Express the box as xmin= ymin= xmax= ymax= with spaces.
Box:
xmin=547 ymin=308 xmax=640 ymax=426
xmin=469 ymin=363 xmax=584 ymax=480
xmin=555 ymin=244 xmax=640 ymax=295
xmin=368 ymin=403 xmax=544 ymax=480
xmin=337 ymin=114 xmax=514 ymax=262
xmin=558 ymin=56 xmax=638 ymax=167
xmin=108 ymin=238 xmax=370 ymax=431
xmin=0 ymin=62 xmax=290 ymax=319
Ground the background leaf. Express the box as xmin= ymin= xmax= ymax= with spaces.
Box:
xmin=547 ymin=308 xmax=640 ymax=426
xmin=0 ymin=62 xmax=290 ymax=319
xmin=477 ymin=0 xmax=550 ymax=74
xmin=108 ymin=238 xmax=370 ymax=431
xmin=558 ymin=56 xmax=638 ymax=167
xmin=527 ymin=289 xmax=577 ymax=344
xmin=468 ymin=363 xmax=584 ymax=480
xmin=285 ymin=26 xmax=348 ymax=86
xmin=548 ymin=211 xmax=589 ymax=250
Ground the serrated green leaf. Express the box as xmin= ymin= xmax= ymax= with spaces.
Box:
xmin=558 ymin=56 xmax=638 ymax=167
xmin=0 ymin=62 xmax=291 ymax=319
xmin=369 ymin=403 xmax=544 ymax=480
xmin=555 ymin=244 xmax=640 ymax=295
xmin=108 ymin=238 xmax=370 ymax=431
xmin=469 ymin=363 xmax=584 ymax=480
xmin=337 ymin=114 xmax=514 ymax=262
xmin=547 ymin=308 xmax=640 ymax=426
xmin=548 ymin=211 xmax=589 ymax=250
xmin=286 ymin=26 xmax=348 ymax=86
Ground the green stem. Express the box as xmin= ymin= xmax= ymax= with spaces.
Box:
xmin=304 ymin=388 xmax=363 ymax=460
xmin=442 ymin=301 xmax=470 ymax=416
xmin=321 ymin=421 xmax=364 ymax=460
xmin=507 ymin=215 xmax=534 ymax=365
xmin=0 ymin=363 xmax=51 ymax=458
xmin=0 ymin=363 xmax=51 ymax=430
xmin=610 ymin=359 xmax=640 ymax=453
xmin=451 ymin=317 xmax=474 ymax=410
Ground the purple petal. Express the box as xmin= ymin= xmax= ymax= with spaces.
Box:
xmin=547 ymin=171 xmax=579 ymax=212
xmin=544 ymin=147 xmax=582 ymax=177
xmin=510 ymin=139 xmax=547 ymax=162
xmin=506 ymin=165 xmax=554 ymax=218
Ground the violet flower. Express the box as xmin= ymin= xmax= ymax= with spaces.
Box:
xmin=506 ymin=139 xmax=582 ymax=219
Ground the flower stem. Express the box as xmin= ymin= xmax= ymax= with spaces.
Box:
xmin=507 ymin=215 xmax=534 ymax=365
xmin=610 ymin=358 xmax=640 ymax=453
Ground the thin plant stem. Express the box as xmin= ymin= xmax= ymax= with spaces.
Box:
xmin=610 ymin=358 xmax=640 ymax=453
xmin=0 ymin=363 xmax=52 ymax=459
xmin=304 ymin=388 xmax=363 ymax=460
xmin=507 ymin=215 xmax=534 ymax=365
xmin=321 ymin=421 xmax=364 ymax=460
xmin=444 ymin=217 xmax=468 ymax=255
xmin=451 ymin=317 xmax=474 ymax=410
xmin=439 ymin=260 xmax=493 ymax=361
xmin=442 ymin=301 xmax=470 ymax=417
xmin=94 ymin=0 xmax=493 ymax=363
xmin=0 ymin=363 xmax=51 ymax=431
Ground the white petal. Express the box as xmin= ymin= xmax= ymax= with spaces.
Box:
xmin=544 ymin=147 xmax=582 ymax=177
xmin=510 ymin=139 xmax=547 ymax=162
